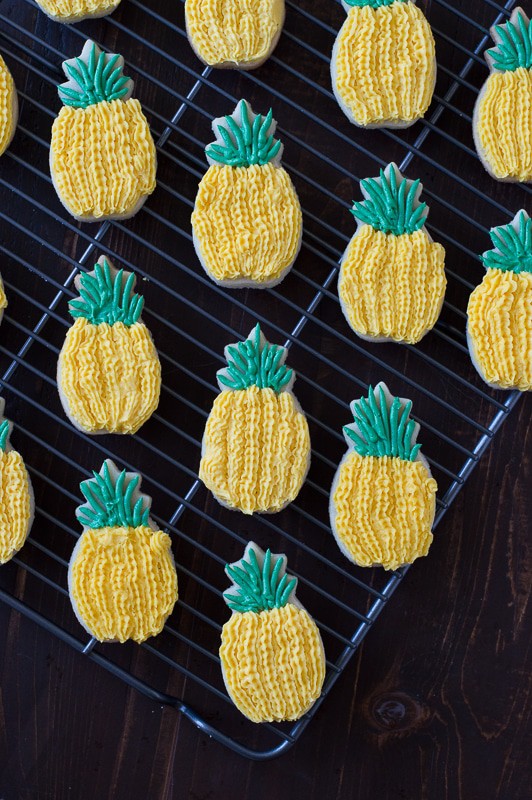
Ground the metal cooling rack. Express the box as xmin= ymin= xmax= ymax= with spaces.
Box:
xmin=0 ymin=0 xmax=526 ymax=759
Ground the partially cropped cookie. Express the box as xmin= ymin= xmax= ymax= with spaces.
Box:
xmin=69 ymin=460 xmax=178 ymax=643
xmin=467 ymin=211 xmax=532 ymax=391
xmin=0 ymin=53 xmax=17 ymax=156
xmin=191 ymin=100 xmax=302 ymax=288
xmin=57 ymin=256 xmax=161 ymax=434
xmin=473 ymin=8 xmax=532 ymax=183
xmin=330 ymin=383 xmax=437 ymax=571
xmin=220 ymin=542 xmax=325 ymax=723
xmin=0 ymin=272 xmax=7 ymax=327
xmin=199 ymin=324 xmax=310 ymax=514
xmin=338 ymin=163 xmax=446 ymax=343
xmin=0 ymin=400 xmax=34 ymax=565
xmin=185 ymin=0 xmax=284 ymax=69
xmin=331 ymin=0 xmax=436 ymax=128
xmin=50 ymin=40 xmax=156 ymax=221
xmin=35 ymin=0 xmax=121 ymax=23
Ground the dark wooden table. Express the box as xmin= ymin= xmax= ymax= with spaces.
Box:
xmin=1 ymin=398 xmax=530 ymax=799
xmin=0 ymin=0 xmax=531 ymax=798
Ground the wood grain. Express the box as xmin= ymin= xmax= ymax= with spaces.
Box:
xmin=0 ymin=1 xmax=530 ymax=798
xmin=0 ymin=397 xmax=529 ymax=800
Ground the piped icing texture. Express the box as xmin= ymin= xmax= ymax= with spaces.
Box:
xmin=206 ymin=100 xmax=282 ymax=167
xmin=58 ymin=42 xmax=132 ymax=108
xmin=221 ymin=605 xmax=324 ymax=722
xmin=200 ymin=386 xmax=309 ymax=513
xmin=220 ymin=543 xmax=325 ymax=723
xmin=475 ymin=10 xmax=532 ymax=182
xmin=70 ymin=460 xmax=177 ymax=643
xmin=193 ymin=101 xmax=300 ymax=285
xmin=0 ymin=54 xmax=15 ymax=156
xmin=69 ymin=258 xmax=144 ymax=326
xmin=185 ymin=0 xmax=284 ymax=66
xmin=35 ymin=0 xmax=120 ymax=21
xmin=476 ymin=68 xmax=532 ymax=182
xmin=352 ymin=165 xmax=427 ymax=235
xmin=59 ymin=317 xmax=161 ymax=433
xmin=51 ymin=99 xmax=156 ymax=218
xmin=192 ymin=162 xmax=301 ymax=283
xmin=200 ymin=326 xmax=309 ymax=513
xmin=486 ymin=9 xmax=532 ymax=72
xmin=218 ymin=323 xmax=292 ymax=392
xmin=332 ymin=451 xmax=436 ymax=570
xmin=71 ymin=525 xmax=176 ymax=643
xmin=59 ymin=258 xmax=161 ymax=434
xmin=0 ymin=276 xmax=7 ymax=312
xmin=51 ymin=42 xmax=155 ymax=219
xmin=331 ymin=383 xmax=437 ymax=570
xmin=467 ymin=212 xmax=532 ymax=391
xmin=339 ymin=226 xmax=446 ymax=342
xmin=224 ymin=545 xmax=297 ymax=613
xmin=344 ymin=383 xmax=421 ymax=459
xmin=334 ymin=1 xmax=435 ymax=126
xmin=0 ymin=416 xmax=32 ymax=565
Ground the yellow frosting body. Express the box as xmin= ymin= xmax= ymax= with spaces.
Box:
xmin=0 ymin=276 xmax=7 ymax=311
xmin=192 ymin=163 xmax=301 ymax=284
xmin=476 ymin=69 xmax=532 ymax=182
xmin=50 ymin=99 xmax=156 ymax=219
xmin=0 ymin=54 xmax=15 ymax=156
xmin=70 ymin=525 xmax=178 ymax=643
xmin=339 ymin=226 xmax=446 ymax=343
xmin=332 ymin=451 xmax=437 ymax=570
xmin=199 ymin=385 xmax=309 ymax=514
xmin=58 ymin=317 xmax=161 ymax=434
xmin=35 ymin=0 xmax=120 ymax=19
xmin=220 ymin=604 xmax=325 ymax=722
xmin=0 ymin=449 xmax=32 ymax=565
xmin=334 ymin=2 xmax=435 ymax=126
xmin=467 ymin=269 xmax=532 ymax=391
xmin=185 ymin=0 xmax=284 ymax=67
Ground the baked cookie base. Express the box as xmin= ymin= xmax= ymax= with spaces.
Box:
xmin=49 ymin=147 xmax=157 ymax=223
xmin=191 ymin=225 xmax=302 ymax=289
xmin=330 ymin=33 xmax=437 ymax=130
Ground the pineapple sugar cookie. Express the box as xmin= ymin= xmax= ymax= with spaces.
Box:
xmin=331 ymin=0 xmax=436 ymax=129
xmin=35 ymin=0 xmax=121 ymax=23
xmin=0 ymin=399 xmax=34 ymax=565
xmin=0 ymin=53 xmax=17 ymax=156
xmin=57 ymin=256 xmax=161 ymax=434
xmin=330 ymin=383 xmax=437 ymax=571
xmin=185 ymin=0 xmax=284 ymax=69
xmin=69 ymin=459 xmax=178 ymax=643
xmin=220 ymin=542 xmax=325 ymax=722
xmin=473 ymin=8 xmax=532 ymax=182
xmin=191 ymin=99 xmax=302 ymax=288
xmin=467 ymin=210 xmax=532 ymax=391
xmin=199 ymin=324 xmax=310 ymax=514
xmin=338 ymin=163 xmax=446 ymax=344
xmin=50 ymin=40 xmax=156 ymax=221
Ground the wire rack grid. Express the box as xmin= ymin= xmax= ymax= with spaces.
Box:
xmin=0 ymin=0 xmax=527 ymax=760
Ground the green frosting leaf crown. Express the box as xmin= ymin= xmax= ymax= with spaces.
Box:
xmin=344 ymin=0 xmax=406 ymax=7
xmin=223 ymin=542 xmax=297 ymax=614
xmin=343 ymin=382 xmax=422 ymax=461
xmin=481 ymin=211 xmax=532 ymax=274
xmin=69 ymin=257 xmax=144 ymax=326
xmin=351 ymin=163 xmax=428 ymax=236
xmin=76 ymin=459 xmax=151 ymax=529
xmin=58 ymin=40 xmax=133 ymax=108
xmin=487 ymin=9 xmax=532 ymax=72
xmin=206 ymin=100 xmax=282 ymax=168
xmin=217 ymin=324 xmax=293 ymax=393
xmin=0 ymin=418 xmax=10 ymax=451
